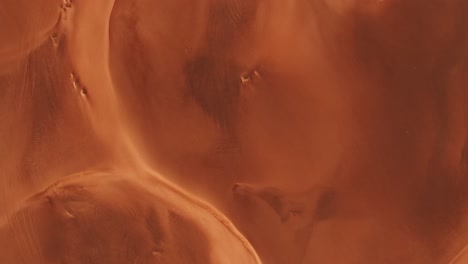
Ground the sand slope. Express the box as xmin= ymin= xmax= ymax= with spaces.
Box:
xmin=0 ymin=171 xmax=260 ymax=263
xmin=1 ymin=0 xmax=468 ymax=263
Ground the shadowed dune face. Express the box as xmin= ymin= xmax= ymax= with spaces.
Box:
xmin=108 ymin=0 xmax=355 ymax=196
xmin=106 ymin=0 xmax=468 ymax=263
xmin=107 ymin=0 xmax=468 ymax=195
xmin=1 ymin=0 xmax=468 ymax=263
xmin=108 ymin=2 xmax=357 ymax=259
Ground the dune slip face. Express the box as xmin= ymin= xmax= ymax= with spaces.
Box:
xmin=1 ymin=0 xmax=468 ymax=263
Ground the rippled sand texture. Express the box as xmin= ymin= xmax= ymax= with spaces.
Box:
xmin=1 ymin=0 xmax=468 ymax=263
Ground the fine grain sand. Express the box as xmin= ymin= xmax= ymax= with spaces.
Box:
xmin=1 ymin=0 xmax=468 ymax=263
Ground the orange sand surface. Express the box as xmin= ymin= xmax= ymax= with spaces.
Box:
xmin=1 ymin=0 xmax=468 ymax=263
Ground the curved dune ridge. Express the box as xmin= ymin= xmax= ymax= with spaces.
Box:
xmin=0 ymin=171 xmax=261 ymax=263
xmin=0 ymin=0 xmax=261 ymax=263
xmin=449 ymin=244 xmax=468 ymax=264
xmin=1 ymin=0 xmax=468 ymax=263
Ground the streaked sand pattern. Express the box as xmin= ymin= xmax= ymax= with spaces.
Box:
xmin=1 ymin=0 xmax=468 ymax=263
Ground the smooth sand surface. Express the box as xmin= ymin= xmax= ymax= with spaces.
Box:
xmin=1 ymin=0 xmax=468 ymax=263
xmin=0 ymin=171 xmax=260 ymax=263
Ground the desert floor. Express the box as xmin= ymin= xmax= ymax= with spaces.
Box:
xmin=1 ymin=0 xmax=468 ymax=263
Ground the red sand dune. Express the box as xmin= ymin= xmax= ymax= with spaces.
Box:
xmin=1 ymin=0 xmax=468 ymax=263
